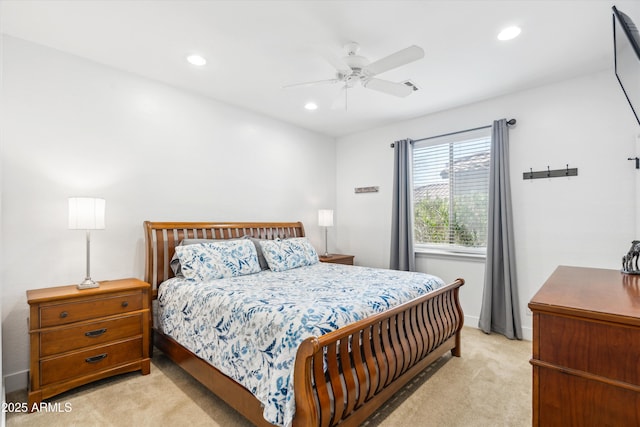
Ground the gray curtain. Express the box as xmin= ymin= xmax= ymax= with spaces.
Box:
xmin=479 ymin=119 xmax=522 ymax=339
xmin=390 ymin=139 xmax=415 ymax=271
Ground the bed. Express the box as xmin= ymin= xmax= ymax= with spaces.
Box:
xmin=144 ymin=221 xmax=465 ymax=427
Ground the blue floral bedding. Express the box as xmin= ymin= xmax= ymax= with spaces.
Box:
xmin=157 ymin=262 xmax=445 ymax=426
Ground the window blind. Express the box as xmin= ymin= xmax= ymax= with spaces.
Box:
xmin=413 ymin=127 xmax=491 ymax=250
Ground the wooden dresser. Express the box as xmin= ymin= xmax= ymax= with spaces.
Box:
xmin=27 ymin=278 xmax=151 ymax=407
xmin=529 ymin=266 xmax=640 ymax=426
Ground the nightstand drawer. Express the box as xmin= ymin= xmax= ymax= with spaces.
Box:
xmin=40 ymin=337 xmax=143 ymax=386
xmin=39 ymin=292 xmax=143 ymax=327
xmin=40 ymin=313 xmax=144 ymax=357
xmin=319 ymin=254 xmax=354 ymax=265
xmin=326 ymin=257 xmax=353 ymax=265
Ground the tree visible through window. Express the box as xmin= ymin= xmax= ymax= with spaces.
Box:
xmin=413 ymin=128 xmax=491 ymax=251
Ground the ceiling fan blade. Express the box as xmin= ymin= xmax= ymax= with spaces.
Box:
xmin=363 ymin=78 xmax=413 ymax=97
xmin=364 ymin=45 xmax=425 ymax=76
xmin=282 ymin=78 xmax=339 ymax=89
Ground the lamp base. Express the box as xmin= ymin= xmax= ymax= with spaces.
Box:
xmin=77 ymin=278 xmax=100 ymax=290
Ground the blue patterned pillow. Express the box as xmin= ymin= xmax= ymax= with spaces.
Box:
xmin=260 ymin=237 xmax=319 ymax=272
xmin=170 ymin=237 xmax=268 ymax=276
xmin=175 ymin=239 xmax=261 ymax=281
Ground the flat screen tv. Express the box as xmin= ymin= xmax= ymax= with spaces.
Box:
xmin=613 ymin=6 xmax=640 ymax=126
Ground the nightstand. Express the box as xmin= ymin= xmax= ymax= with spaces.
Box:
xmin=319 ymin=254 xmax=355 ymax=265
xmin=27 ymin=278 xmax=151 ymax=408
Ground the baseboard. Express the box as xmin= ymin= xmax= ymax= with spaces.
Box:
xmin=3 ymin=370 xmax=28 ymax=394
xmin=464 ymin=314 xmax=480 ymax=331
xmin=464 ymin=315 xmax=533 ymax=341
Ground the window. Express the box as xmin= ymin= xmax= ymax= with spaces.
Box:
xmin=413 ymin=127 xmax=491 ymax=253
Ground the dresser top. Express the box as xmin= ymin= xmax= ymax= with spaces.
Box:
xmin=27 ymin=278 xmax=149 ymax=304
xmin=529 ymin=266 xmax=640 ymax=325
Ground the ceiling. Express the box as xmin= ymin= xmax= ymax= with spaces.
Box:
xmin=2 ymin=0 xmax=639 ymax=137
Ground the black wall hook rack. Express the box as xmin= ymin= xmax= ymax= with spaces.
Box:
xmin=523 ymin=164 xmax=578 ymax=180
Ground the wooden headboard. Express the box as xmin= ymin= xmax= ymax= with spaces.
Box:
xmin=143 ymin=221 xmax=305 ymax=295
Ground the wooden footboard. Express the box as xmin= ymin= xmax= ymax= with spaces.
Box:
xmin=292 ymin=279 xmax=464 ymax=427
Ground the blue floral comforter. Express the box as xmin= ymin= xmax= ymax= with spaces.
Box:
xmin=157 ymin=262 xmax=445 ymax=426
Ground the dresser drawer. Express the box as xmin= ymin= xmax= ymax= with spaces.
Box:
xmin=39 ymin=313 xmax=143 ymax=357
xmin=40 ymin=337 xmax=143 ymax=386
xmin=538 ymin=313 xmax=640 ymax=386
xmin=536 ymin=366 xmax=640 ymax=426
xmin=39 ymin=292 xmax=143 ymax=328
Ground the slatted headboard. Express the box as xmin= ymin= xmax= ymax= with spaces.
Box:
xmin=143 ymin=221 xmax=305 ymax=296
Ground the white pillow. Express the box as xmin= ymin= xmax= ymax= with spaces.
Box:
xmin=175 ymin=239 xmax=261 ymax=281
xmin=259 ymin=237 xmax=319 ymax=272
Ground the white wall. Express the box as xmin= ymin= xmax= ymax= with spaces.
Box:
xmin=336 ymin=69 xmax=639 ymax=339
xmin=0 ymin=36 xmax=336 ymax=391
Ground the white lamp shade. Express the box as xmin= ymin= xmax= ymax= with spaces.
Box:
xmin=68 ymin=197 xmax=106 ymax=230
xmin=318 ymin=209 xmax=334 ymax=227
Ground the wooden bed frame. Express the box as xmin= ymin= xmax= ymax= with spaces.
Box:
xmin=144 ymin=221 xmax=465 ymax=427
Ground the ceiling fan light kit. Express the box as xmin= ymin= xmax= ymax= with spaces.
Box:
xmin=284 ymin=42 xmax=425 ymax=109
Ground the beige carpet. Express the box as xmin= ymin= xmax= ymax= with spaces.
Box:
xmin=6 ymin=327 xmax=531 ymax=426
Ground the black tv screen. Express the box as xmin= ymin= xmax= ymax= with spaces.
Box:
xmin=613 ymin=6 xmax=640 ymax=126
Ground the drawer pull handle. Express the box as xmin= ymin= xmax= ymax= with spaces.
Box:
xmin=85 ymin=328 xmax=107 ymax=338
xmin=121 ymin=301 xmax=129 ymax=308
xmin=85 ymin=354 xmax=107 ymax=364
xmin=59 ymin=311 xmax=68 ymax=319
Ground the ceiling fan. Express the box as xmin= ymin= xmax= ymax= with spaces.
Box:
xmin=283 ymin=42 xmax=425 ymax=105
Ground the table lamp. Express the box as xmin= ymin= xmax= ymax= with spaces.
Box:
xmin=318 ymin=209 xmax=334 ymax=257
xmin=68 ymin=197 xmax=105 ymax=289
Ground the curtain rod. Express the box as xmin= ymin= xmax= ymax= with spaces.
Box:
xmin=390 ymin=118 xmax=516 ymax=148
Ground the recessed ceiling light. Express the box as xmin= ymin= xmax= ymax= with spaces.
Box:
xmin=187 ymin=54 xmax=207 ymax=66
xmin=304 ymin=102 xmax=318 ymax=111
xmin=497 ymin=26 xmax=521 ymax=41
